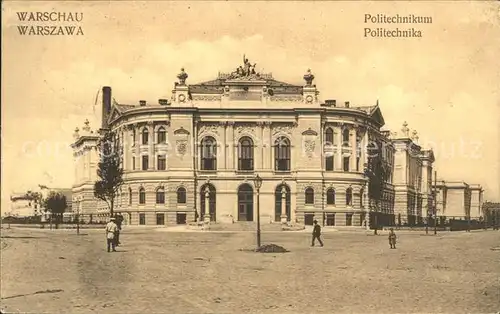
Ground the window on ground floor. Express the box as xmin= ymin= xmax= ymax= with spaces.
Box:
xmin=139 ymin=213 xmax=146 ymax=225
xmin=326 ymin=214 xmax=335 ymax=226
xmin=346 ymin=213 xmax=353 ymax=226
xmin=156 ymin=213 xmax=165 ymax=225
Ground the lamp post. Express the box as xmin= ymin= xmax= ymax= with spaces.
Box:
xmin=254 ymin=174 xmax=263 ymax=249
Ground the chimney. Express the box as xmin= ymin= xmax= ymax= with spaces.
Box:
xmin=101 ymin=86 xmax=112 ymax=129
xmin=139 ymin=100 xmax=147 ymax=106
xmin=325 ymin=99 xmax=336 ymax=107
xmin=158 ymin=99 xmax=170 ymax=106
xmin=345 ymin=101 xmax=350 ymax=108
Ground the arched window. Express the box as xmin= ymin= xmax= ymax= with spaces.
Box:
xmin=201 ymin=136 xmax=217 ymax=170
xmin=305 ymin=187 xmax=314 ymax=205
xmin=325 ymin=128 xmax=334 ymax=145
xmin=327 ymin=188 xmax=336 ymax=205
xmin=177 ymin=187 xmax=186 ymax=204
xmin=342 ymin=128 xmax=350 ymax=146
xmin=139 ymin=187 xmax=146 ymax=204
xmin=274 ymin=137 xmax=291 ymax=171
xmin=141 ymin=128 xmax=149 ymax=145
xmin=128 ymin=187 xmax=132 ymax=205
xmin=346 ymin=187 xmax=353 ymax=206
xmin=238 ymin=137 xmax=254 ymax=171
xmin=156 ymin=187 xmax=165 ymax=204
xmin=157 ymin=127 xmax=167 ymax=144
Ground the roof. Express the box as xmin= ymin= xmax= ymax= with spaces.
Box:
xmin=188 ymin=75 xmax=304 ymax=95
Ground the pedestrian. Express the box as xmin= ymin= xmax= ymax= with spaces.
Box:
xmin=114 ymin=214 xmax=123 ymax=247
xmin=105 ymin=217 xmax=118 ymax=252
xmin=388 ymin=228 xmax=397 ymax=249
xmin=311 ymin=220 xmax=324 ymax=247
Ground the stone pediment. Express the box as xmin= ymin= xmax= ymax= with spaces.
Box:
xmin=107 ymin=106 xmax=122 ymax=123
xmin=173 ymin=127 xmax=190 ymax=135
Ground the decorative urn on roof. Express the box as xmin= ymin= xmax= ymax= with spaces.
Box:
xmin=73 ymin=127 xmax=80 ymax=140
xmin=303 ymin=69 xmax=315 ymax=86
xmin=177 ymin=68 xmax=188 ymax=85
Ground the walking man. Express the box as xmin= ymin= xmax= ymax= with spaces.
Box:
xmin=388 ymin=228 xmax=397 ymax=249
xmin=311 ymin=220 xmax=324 ymax=247
xmin=105 ymin=217 xmax=118 ymax=252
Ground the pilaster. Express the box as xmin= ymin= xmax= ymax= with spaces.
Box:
xmin=350 ymin=126 xmax=357 ymax=171
xmin=335 ymin=124 xmax=342 ymax=171
xmin=148 ymin=121 xmax=155 ymax=170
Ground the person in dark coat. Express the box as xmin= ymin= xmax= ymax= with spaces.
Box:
xmin=388 ymin=228 xmax=397 ymax=249
xmin=114 ymin=214 xmax=123 ymax=246
xmin=311 ymin=220 xmax=324 ymax=247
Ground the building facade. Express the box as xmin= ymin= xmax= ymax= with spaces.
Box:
xmin=72 ymin=58 xmax=436 ymax=227
xmin=432 ymin=181 xmax=483 ymax=219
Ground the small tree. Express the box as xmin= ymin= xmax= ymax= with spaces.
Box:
xmin=94 ymin=130 xmax=124 ymax=217
xmin=43 ymin=191 xmax=67 ymax=228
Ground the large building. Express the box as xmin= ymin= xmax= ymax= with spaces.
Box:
xmin=433 ymin=181 xmax=483 ymax=219
xmin=72 ymin=57 xmax=437 ymax=227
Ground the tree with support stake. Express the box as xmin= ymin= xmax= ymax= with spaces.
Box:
xmin=43 ymin=191 xmax=67 ymax=229
xmin=94 ymin=130 xmax=124 ymax=219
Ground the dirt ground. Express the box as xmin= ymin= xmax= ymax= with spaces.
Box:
xmin=1 ymin=227 xmax=499 ymax=313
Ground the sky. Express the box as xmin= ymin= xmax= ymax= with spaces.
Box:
xmin=1 ymin=1 xmax=499 ymax=212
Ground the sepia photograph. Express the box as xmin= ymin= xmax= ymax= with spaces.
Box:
xmin=1 ymin=1 xmax=500 ymax=313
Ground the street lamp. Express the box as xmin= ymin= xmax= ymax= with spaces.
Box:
xmin=253 ymin=174 xmax=263 ymax=249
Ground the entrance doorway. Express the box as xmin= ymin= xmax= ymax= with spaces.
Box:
xmin=274 ymin=184 xmax=291 ymax=222
xmin=238 ymin=184 xmax=254 ymax=221
xmin=200 ymin=184 xmax=216 ymax=222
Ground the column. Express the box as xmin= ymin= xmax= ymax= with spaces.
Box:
xmin=204 ymin=187 xmax=211 ymax=224
xmin=219 ymin=122 xmax=227 ymax=169
xmin=134 ymin=124 xmax=140 ymax=170
xmin=350 ymin=126 xmax=357 ymax=171
xmin=361 ymin=130 xmax=368 ymax=171
xmin=266 ymin=122 xmax=273 ymax=170
xmin=335 ymin=124 xmax=343 ymax=170
xmin=227 ymin=122 xmax=235 ymax=170
xmin=148 ymin=121 xmax=155 ymax=170
xmin=281 ymin=186 xmax=287 ymax=224
xmin=256 ymin=122 xmax=264 ymax=170
xmin=122 ymin=126 xmax=128 ymax=171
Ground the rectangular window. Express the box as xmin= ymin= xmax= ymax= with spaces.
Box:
xmin=139 ymin=213 xmax=146 ymax=225
xmin=356 ymin=157 xmax=360 ymax=171
xmin=142 ymin=155 xmax=149 ymax=170
xmin=325 ymin=156 xmax=334 ymax=171
xmin=343 ymin=156 xmax=350 ymax=172
xmin=346 ymin=214 xmax=353 ymax=226
xmin=326 ymin=214 xmax=335 ymax=226
xmin=176 ymin=213 xmax=187 ymax=225
xmin=156 ymin=213 xmax=165 ymax=225
xmin=132 ymin=157 xmax=136 ymax=170
xmin=157 ymin=155 xmax=166 ymax=170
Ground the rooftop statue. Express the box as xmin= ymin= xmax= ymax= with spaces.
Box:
xmin=228 ymin=54 xmax=259 ymax=79
xmin=303 ymin=69 xmax=315 ymax=86
xmin=177 ymin=68 xmax=188 ymax=85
